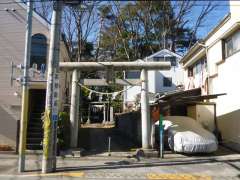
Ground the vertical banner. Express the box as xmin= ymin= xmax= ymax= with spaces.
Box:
xmin=52 ymin=70 xmax=59 ymax=122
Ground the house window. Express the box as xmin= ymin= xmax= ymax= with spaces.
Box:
xmin=165 ymin=57 xmax=177 ymax=66
xmin=153 ymin=57 xmax=164 ymax=61
xmin=126 ymin=71 xmax=140 ymax=79
xmin=30 ymin=34 xmax=47 ymax=70
xmin=225 ymin=30 xmax=240 ymax=58
xmin=153 ymin=56 xmax=177 ymax=66
xmin=189 ymin=58 xmax=206 ymax=76
xmin=195 ymin=62 xmax=201 ymax=74
xmin=163 ymin=77 xmax=172 ymax=87
xmin=188 ymin=67 xmax=193 ymax=77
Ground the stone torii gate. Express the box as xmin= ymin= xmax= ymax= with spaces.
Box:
xmin=60 ymin=61 xmax=171 ymax=150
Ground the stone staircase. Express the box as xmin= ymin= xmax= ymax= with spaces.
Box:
xmin=26 ymin=90 xmax=45 ymax=150
xmin=26 ymin=111 xmax=43 ymax=150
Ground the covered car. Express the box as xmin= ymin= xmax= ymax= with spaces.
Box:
xmin=157 ymin=116 xmax=218 ymax=153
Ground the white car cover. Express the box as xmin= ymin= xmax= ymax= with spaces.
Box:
xmin=162 ymin=116 xmax=218 ymax=153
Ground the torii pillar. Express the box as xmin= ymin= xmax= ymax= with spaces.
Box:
xmin=141 ymin=69 xmax=151 ymax=149
xmin=70 ymin=69 xmax=79 ymax=148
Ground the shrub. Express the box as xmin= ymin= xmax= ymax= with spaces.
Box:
xmin=57 ymin=112 xmax=71 ymax=150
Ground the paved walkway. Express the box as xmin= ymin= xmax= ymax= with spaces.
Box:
xmin=0 ymin=146 xmax=239 ymax=180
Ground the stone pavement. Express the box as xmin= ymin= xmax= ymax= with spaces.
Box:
xmin=0 ymin=146 xmax=239 ymax=180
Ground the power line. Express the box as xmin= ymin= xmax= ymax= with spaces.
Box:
xmin=0 ymin=0 xmax=72 ymax=5
xmin=0 ymin=3 xmax=53 ymax=11
xmin=0 ymin=0 xmax=237 ymax=7
xmin=0 ymin=0 xmax=46 ymax=5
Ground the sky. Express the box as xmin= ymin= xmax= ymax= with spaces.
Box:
xmin=33 ymin=0 xmax=231 ymax=43
xmin=194 ymin=1 xmax=230 ymax=39
xmin=87 ymin=1 xmax=231 ymax=43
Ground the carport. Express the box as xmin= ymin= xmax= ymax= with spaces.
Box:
xmin=152 ymin=88 xmax=226 ymax=139
xmin=115 ymin=88 xmax=227 ymax=157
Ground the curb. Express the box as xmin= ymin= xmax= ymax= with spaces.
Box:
xmin=0 ymin=151 xmax=16 ymax=155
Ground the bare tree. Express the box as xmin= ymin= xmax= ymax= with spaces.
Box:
xmin=161 ymin=0 xmax=216 ymax=51
xmin=69 ymin=2 xmax=100 ymax=62
xmin=188 ymin=1 xmax=216 ymax=48
xmin=34 ymin=1 xmax=53 ymax=22
xmin=62 ymin=7 xmax=76 ymax=61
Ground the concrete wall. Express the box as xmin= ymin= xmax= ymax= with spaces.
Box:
xmin=0 ymin=106 xmax=18 ymax=146
xmin=115 ymin=111 xmax=142 ymax=145
xmin=217 ymin=109 xmax=240 ymax=151
xmin=187 ymin=104 xmax=215 ymax=132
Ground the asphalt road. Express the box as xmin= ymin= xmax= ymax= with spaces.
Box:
xmin=0 ymin=146 xmax=239 ymax=180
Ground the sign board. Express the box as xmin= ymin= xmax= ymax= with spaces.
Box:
xmin=51 ymin=70 xmax=59 ymax=122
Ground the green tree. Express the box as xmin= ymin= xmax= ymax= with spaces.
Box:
xmin=99 ymin=1 xmax=215 ymax=61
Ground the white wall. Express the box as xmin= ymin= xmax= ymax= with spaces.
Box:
xmin=154 ymin=64 xmax=183 ymax=93
xmin=208 ymin=41 xmax=223 ymax=76
xmin=124 ymin=86 xmax=141 ymax=104
xmin=211 ymin=52 xmax=240 ymax=149
xmin=230 ymin=0 xmax=240 ymax=20
xmin=211 ymin=52 xmax=240 ymax=116
xmin=208 ymin=1 xmax=240 ymax=149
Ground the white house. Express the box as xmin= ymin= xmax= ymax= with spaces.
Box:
xmin=180 ymin=0 xmax=240 ymax=151
xmin=124 ymin=49 xmax=183 ymax=110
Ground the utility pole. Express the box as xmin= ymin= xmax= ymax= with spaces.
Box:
xmin=18 ymin=1 xmax=33 ymax=172
xmin=42 ymin=1 xmax=63 ymax=173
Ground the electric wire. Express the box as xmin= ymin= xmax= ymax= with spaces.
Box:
xmin=0 ymin=0 xmax=236 ymax=7
xmin=0 ymin=3 xmax=53 ymax=12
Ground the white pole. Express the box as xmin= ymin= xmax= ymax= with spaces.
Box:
xmin=18 ymin=1 xmax=33 ymax=172
xmin=42 ymin=1 xmax=63 ymax=173
xmin=110 ymin=106 xmax=114 ymax=123
xmin=123 ymin=70 xmax=127 ymax=111
xmin=151 ymin=124 xmax=156 ymax=149
xmin=141 ymin=69 xmax=151 ymax=149
xmin=70 ymin=69 xmax=79 ymax=148
xmin=103 ymin=104 xmax=106 ymax=124
xmin=87 ymin=105 xmax=91 ymax=124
